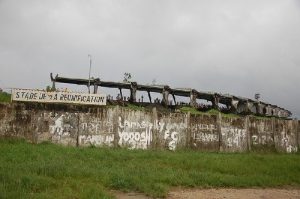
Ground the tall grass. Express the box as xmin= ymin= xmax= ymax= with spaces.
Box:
xmin=0 ymin=138 xmax=300 ymax=198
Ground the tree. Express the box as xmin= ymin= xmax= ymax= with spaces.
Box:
xmin=46 ymin=85 xmax=51 ymax=92
xmin=123 ymin=72 xmax=132 ymax=83
xmin=46 ymin=84 xmax=56 ymax=92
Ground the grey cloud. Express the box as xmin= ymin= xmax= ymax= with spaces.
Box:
xmin=0 ymin=0 xmax=299 ymax=117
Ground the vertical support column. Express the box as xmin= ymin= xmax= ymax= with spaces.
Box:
xmin=172 ymin=94 xmax=176 ymax=105
xmin=247 ymin=102 xmax=256 ymax=114
xmin=245 ymin=116 xmax=251 ymax=152
xmin=161 ymin=86 xmax=170 ymax=106
xmin=230 ymin=99 xmax=239 ymax=113
xmin=265 ymin=105 xmax=273 ymax=116
xmin=212 ymin=94 xmax=220 ymax=110
xmin=119 ymin=88 xmax=123 ymax=100
xmin=76 ymin=113 xmax=80 ymax=147
xmin=190 ymin=90 xmax=197 ymax=108
xmin=152 ymin=107 xmax=158 ymax=149
xmin=147 ymin=91 xmax=152 ymax=103
xmin=186 ymin=112 xmax=191 ymax=149
xmin=129 ymin=82 xmax=137 ymax=102
xmin=93 ymin=85 xmax=98 ymax=94
xmin=272 ymin=106 xmax=279 ymax=117
xmin=50 ymin=73 xmax=56 ymax=91
xmin=217 ymin=112 xmax=222 ymax=152
xmin=51 ymin=81 xmax=56 ymax=91
xmin=113 ymin=105 xmax=120 ymax=147
xmin=271 ymin=117 xmax=277 ymax=152
xmin=256 ymin=103 xmax=265 ymax=115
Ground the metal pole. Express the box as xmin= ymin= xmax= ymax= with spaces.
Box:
xmin=88 ymin=54 xmax=92 ymax=94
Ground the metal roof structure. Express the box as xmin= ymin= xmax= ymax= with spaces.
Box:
xmin=50 ymin=73 xmax=292 ymax=118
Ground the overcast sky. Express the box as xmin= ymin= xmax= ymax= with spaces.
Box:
xmin=0 ymin=0 xmax=299 ymax=117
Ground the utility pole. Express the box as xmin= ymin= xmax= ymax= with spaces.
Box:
xmin=88 ymin=54 xmax=92 ymax=94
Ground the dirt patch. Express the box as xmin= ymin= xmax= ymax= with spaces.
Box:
xmin=112 ymin=191 xmax=151 ymax=199
xmin=114 ymin=188 xmax=300 ymax=199
xmin=167 ymin=188 xmax=300 ymax=199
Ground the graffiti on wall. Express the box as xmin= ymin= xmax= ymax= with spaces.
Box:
xmin=117 ymin=117 xmax=187 ymax=150
xmin=118 ymin=117 xmax=153 ymax=149
xmin=252 ymin=134 xmax=273 ymax=145
xmin=221 ymin=127 xmax=246 ymax=148
xmin=79 ymin=134 xmax=114 ymax=146
xmin=192 ymin=124 xmax=218 ymax=145
xmin=280 ymin=131 xmax=298 ymax=153
xmin=160 ymin=122 xmax=186 ymax=151
xmin=79 ymin=117 xmax=114 ymax=146
xmin=81 ymin=120 xmax=113 ymax=134
xmin=251 ymin=122 xmax=273 ymax=146
xmin=48 ymin=112 xmax=77 ymax=145
xmin=49 ymin=113 xmax=74 ymax=138
xmin=164 ymin=130 xmax=179 ymax=151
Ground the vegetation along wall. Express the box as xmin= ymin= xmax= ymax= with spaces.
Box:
xmin=0 ymin=102 xmax=299 ymax=153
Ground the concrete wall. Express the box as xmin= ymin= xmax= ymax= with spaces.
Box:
xmin=0 ymin=102 xmax=299 ymax=153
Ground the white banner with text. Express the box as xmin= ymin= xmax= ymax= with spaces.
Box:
xmin=12 ymin=89 xmax=106 ymax=105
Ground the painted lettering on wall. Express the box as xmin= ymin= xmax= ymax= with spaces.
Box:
xmin=194 ymin=133 xmax=218 ymax=143
xmin=79 ymin=135 xmax=114 ymax=146
xmin=81 ymin=120 xmax=113 ymax=134
xmin=118 ymin=117 xmax=152 ymax=149
xmin=161 ymin=122 xmax=186 ymax=151
xmin=49 ymin=114 xmax=72 ymax=137
xmin=221 ymin=127 xmax=246 ymax=148
xmin=164 ymin=131 xmax=178 ymax=151
xmin=280 ymin=131 xmax=298 ymax=153
xmin=192 ymin=123 xmax=218 ymax=146
xmin=252 ymin=134 xmax=273 ymax=145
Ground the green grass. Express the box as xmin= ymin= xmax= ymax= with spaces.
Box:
xmin=125 ymin=103 xmax=145 ymax=111
xmin=179 ymin=106 xmax=203 ymax=115
xmin=1 ymin=139 xmax=300 ymax=199
xmin=0 ymin=92 xmax=11 ymax=102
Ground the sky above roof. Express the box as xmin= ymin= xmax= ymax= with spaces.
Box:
xmin=0 ymin=0 xmax=299 ymax=117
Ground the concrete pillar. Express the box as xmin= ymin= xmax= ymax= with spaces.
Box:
xmin=172 ymin=94 xmax=176 ymax=105
xmin=247 ymin=102 xmax=256 ymax=114
xmin=245 ymin=116 xmax=251 ymax=151
xmin=119 ymin=88 xmax=123 ymax=100
xmin=217 ymin=112 xmax=222 ymax=152
xmin=93 ymin=85 xmax=98 ymax=94
xmin=230 ymin=99 xmax=239 ymax=113
xmin=186 ymin=112 xmax=191 ymax=149
xmin=190 ymin=90 xmax=197 ymax=108
xmin=265 ymin=105 xmax=273 ymax=116
xmin=113 ymin=105 xmax=120 ymax=147
xmin=51 ymin=81 xmax=56 ymax=91
xmin=161 ymin=86 xmax=170 ymax=106
xmin=237 ymin=101 xmax=248 ymax=114
xmin=129 ymin=82 xmax=137 ymax=102
xmin=152 ymin=107 xmax=159 ymax=149
xmin=256 ymin=103 xmax=265 ymax=115
xmin=211 ymin=94 xmax=220 ymax=110
xmin=272 ymin=107 xmax=279 ymax=117
xmin=278 ymin=109 xmax=283 ymax=118
xmin=147 ymin=91 xmax=152 ymax=103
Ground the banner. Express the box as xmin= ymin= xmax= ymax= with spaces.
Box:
xmin=12 ymin=89 xmax=106 ymax=106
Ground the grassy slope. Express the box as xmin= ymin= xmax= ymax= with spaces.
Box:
xmin=0 ymin=92 xmax=11 ymax=102
xmin=0 ymin=139 xmax=300 ymax=199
